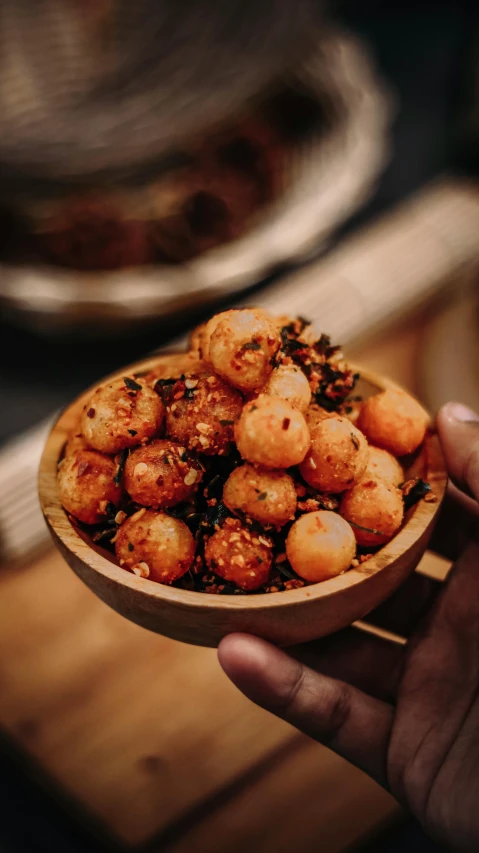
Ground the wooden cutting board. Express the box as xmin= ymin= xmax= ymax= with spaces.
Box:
xmin=0 ymin=549 xmax=401 ymax=849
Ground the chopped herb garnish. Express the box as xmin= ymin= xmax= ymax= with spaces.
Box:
xmin=350 ymin=433 xmax=360 ymax=450
xmin=92 ymin=528 xmax=116 ymax=544
xmin=181 ymin=451 xmax=189 ymax=462
xmin=124 ymin=377 xmax=142 ymax=392
xmin=348 ymin=521 xmax=385 ymax=537
xmin=297 ymin=316 xmax=312 ymax=329
xmin=401 ymin=478 xmax=433 ymax=510
xmin=219 ymin=419 xmax=235 ymax=426
xmin=313 ymin=333 xmax=332 ymax=355
xmin=257 ymin=492 xmax=268 ymax=501
xmin=276 ymin=562 xmax=299 ymax=581
xmin=114 ymin=448 xmax=129 ymax=486
xmin=242 ymin=340 xmax=262 ymax=351
xmin=154 ymin=377 xmax=176 ymax=403
xmin=104 ymin=502 xmax=118 ymax=527
xmin=184 ymin=388 xmax=196 ymax=400
xmin=127 ymin=543 xmax=134 ymax=552
xmin=128 ymin=429 xmax=138 ymax=437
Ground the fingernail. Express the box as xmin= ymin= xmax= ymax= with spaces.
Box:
xmin=444 ymin=402 xmax=479 ymax=424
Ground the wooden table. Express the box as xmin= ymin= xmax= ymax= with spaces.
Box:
xmin=0 ymin=310 xmax=454 ymax=853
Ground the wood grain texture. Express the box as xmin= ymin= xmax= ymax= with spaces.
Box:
xmin=0 ymin=548 xmax=405 ymax=850
xmin=165 ymin=736 xmax=400 ymax=853
xmin=0 ymin=549 xmax=294 ymax=846
xmin=39 ymin=354 xmax=448 ymax=648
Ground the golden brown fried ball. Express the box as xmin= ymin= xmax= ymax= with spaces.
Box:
xmin=58 ymin=448 xmax=123 ymax=524
xmin=64 ymin=432 xmax=89 ymax=457
xmin=262 ymin=364 xmax=311 ymax=413
xmin=165 ymin=371 xmax=243 ymax=456
xmin=124 ymin=440 xmax=203 ymax=509
xmin=365 ymin=446 xmax=404 ymax=487
xmin=223 ymin=463 xmax=297 ymax=528
xmin=204 ymin=517 xmax=272 ymax=590
xmin=299 ymin=417 xmax=368 ymax=493
xmin=208 ymin=308 xmax=281 ymax=392
xmin=358 ymin=389 xmax=428 ymax=456
xmin=115 ymin=510 xmax=195 ymax=583
xmin=286 ymin=510 xmax=356 ymax=582
xmin=201 ymin=309 xmax=239 ymax=362
xmin=304 ymin=404 xmax=336 ymax=432
xmin=235 ymin=395 xmax=310 ymax=469
xmin=81 ymin=376 xmax=164 ymax=454
xmin=341 ymin=400 xmax=363 ymax=425
xmin=339 ymin=476 xmax=404 ymax=547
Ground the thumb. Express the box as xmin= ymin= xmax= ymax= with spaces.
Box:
xmin=218 ymin=633 xmax=393 ymax=788
xmin=436 ymin=403 xmax=479 ymax=504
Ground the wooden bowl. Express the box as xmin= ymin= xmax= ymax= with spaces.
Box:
xmin=39 ymin=355 xmax=447 ymax=648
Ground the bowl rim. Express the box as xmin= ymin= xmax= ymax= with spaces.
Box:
xmin=38 ymin=354 xmax=448 ymax=612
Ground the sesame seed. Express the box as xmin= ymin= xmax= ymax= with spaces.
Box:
xmin=258 ymin=536 xmax=272 ymax=548
xmin=130 ymin=508 xmax=146 ymax=522
xmin=184 ymin=469 xmax=198 ymax=486
xmin=185 ymin=379 xmax=198 ymax=389
xmin=132 ymin=562 xmax=150 ymax=578
xmin=199 ymin=435 xmax=209 ymax=447
xmin=309 ymin=459 xmax=317 ymax=470
xmin=134 ymin=462 xmax=148 ymax=476
xmin=196 ymin=422 xmax=210 ymax=433
xmin=115 ymin=510 xmax=127 ymax=524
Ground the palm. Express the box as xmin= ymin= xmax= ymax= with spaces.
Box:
xmin=387 ymin=544 xmax=479 ymax=848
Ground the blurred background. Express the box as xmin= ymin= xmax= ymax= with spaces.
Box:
xmin=0 ymin=0 xmax=478 ymax=851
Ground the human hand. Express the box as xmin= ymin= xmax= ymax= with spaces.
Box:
xmin=218 ymin=402 xmax=479 ymax=852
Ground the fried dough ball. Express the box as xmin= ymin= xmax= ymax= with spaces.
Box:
xmin=58 ymin=448 xmax=123 ymax=524
xmin=81 ymin=376 xmax=164 ymax=454
xmin=365 ymin=446 xmax=404 ymax=487
xmin=64 ymin=432 xmax=89 ymax=457
xmin=201 ymin=309 xmax=239 ymax=362
xmin=124 ymin=440 xmax=203 ymax=509
xmin=342 ymin=400 xmax=363 ymax=426
xmin=204 ymin=517 xmax=273 ymax=590
xmin=299 ymin=417 xmax=368 ymax=493
xmin=144 ymin=353 xmax=208 ymax=386
xmin=339 ymin=476 xmax=404 ymax=547
xmin=165 ymin=372 xmax=243 ymax=455
xmin=208 ymin=308 xmax=281 ymax=392
xmin=358 ymin=389 xmax=428 ymax=456
xmin=304 ymin=404 xmax=336 ymax=432
xmin=286 ymin=511 xmax=356 ymax=582
xmin=223 ymin=463 xmax=297 ymax=528
xmin=235 ymin=395 xmax=310 ymax=469
xmin=115 ymin=510 xmax=195 ymax=583
xmin=262 ymin=364 xmax=311 ymax=413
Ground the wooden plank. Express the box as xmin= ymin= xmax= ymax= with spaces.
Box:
xmin=0 ymin=550 xmax=294 ymax=847
xmin=163 ymin=736 xmax=401 ymax=853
